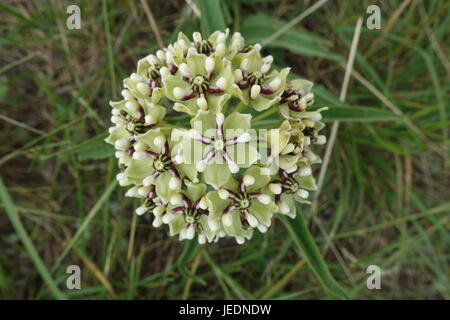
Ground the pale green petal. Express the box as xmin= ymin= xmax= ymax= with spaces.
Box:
xmin=224 ymin=112 xmax=252 ymax=135
xmin=289 ymin=79 xmax=313 ymax=94
xmin=229 ymin=143 xmax=259 ymax=168
xmin=105 ymin=126 xmax=131 ymax=145
xmin=279 ymin=154 xmax=300 ymax=171
xmin=207 ymin=93 xmax=231 ymax=113
xmin=280 ymin=193 xmax=297 ymax=218
xmin=109 ymin=99 xmax=126 ymax=110
xmin=190 ymin=110 xmax=217 ymax=137
xmin=222 ymin=210 xmax=245 ymax=237
xmin=138 ymin=128 xmax=165 ymax=153
xmin=162 ymin=75 xmax=190 ymax=101
xmin=267 ymin=120 xmax=291 ymax=156
xmin=205 ymin=191 xmax=230 ymax=219
xmin=125 ymin=158 xmax=154 ymax=179
xmin=199 ymin=215 xmax=217 ymax=242
xmin=155 ymin=171 xmax=179 ymax=203
xmin=204 ymin=163 xmax=231 ymax=190
xmin=249 ymin=199 xmax=276 ymax=226
xmin=243 ymin=165 xmax=271 ymax=192
xmin=232 ymin=48 xmax=262 ymax=74
xmin=186 ymin=52 xmax=207 ymax=76
xmin=230 ymin=85 xmax=249 ymax=105
xmin=173 ymin=102 xmax=197 ymax=116
xmin=177 ymin=163 xmax=198 ymax=182
xmin=295 ymin=175 xmax=318 ymax=191
xmin=169 ymin=214 xmax=186 ymax=236
xmin=185 ymin=180 xmax=206 ymax=202
xmin=251 ymin=95 xmax=280 ymax=112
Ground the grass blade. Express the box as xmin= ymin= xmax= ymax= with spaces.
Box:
xmin=176 ymin=240 xmax=206 ymax=286
xmin=322 ymin=106 xmax=401 ymax=122
xmin=51 ymin=180 xmax=118 ymax=273
xmin=198 ymin=0 xmax=226 ymax=35
xmin=279 ymin=213 xmax=350 ymax=299
xmin=0 ymin=176 xmax=67 ymax=300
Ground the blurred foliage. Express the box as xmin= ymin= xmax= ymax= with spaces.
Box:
xmin=0 ymin=0 xmax=449 ymax=299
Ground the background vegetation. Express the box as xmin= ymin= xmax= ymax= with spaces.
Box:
xmin=0 ymin=0 xmax=449 ymax=300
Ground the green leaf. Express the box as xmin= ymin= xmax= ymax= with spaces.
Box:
xmin=0 ymin=176 xmax=67 ymax=300
xmin=279 ymin=213 xmax=350 ymax=299
xmin=241 ymin=14 xmax=343 ymax=62
xmin=322 ymin=106 xmax=401 ymax=122
xmin=203 ymin=251 xmax=254 ymax=299
xmin=56 ymin=133 xmax=115 ymax=161
xmin=176 ymin=240 xmax=206 ymax=286
xmin=198 ymin=0 xmax=226 ymax=35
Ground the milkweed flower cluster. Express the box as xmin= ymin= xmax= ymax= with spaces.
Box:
xmin=106 ymin=30 xmax=327 ymax=244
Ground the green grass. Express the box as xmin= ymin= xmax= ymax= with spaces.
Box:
xmin=0 ymin=0 xmax=449 ymax=299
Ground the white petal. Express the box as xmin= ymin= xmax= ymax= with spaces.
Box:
xmin=218 ymin=189 xmax=230 ymax=200
xmin=156 ymin=50 xmax=166 ymax=61
xmin=215 ymin=42 xmax=226 ymax=57
xmin=169 ymin=177 xmax=180 ymax=190
xmin=268 ymin=78 xmax=281 ymax=91
xmin=260 ymin=63 xmax=271 ymax=73
xmin=138 ymin=186 xmax=150 ymax=197
xmin=130 ymin=73 xmax=143 ymax=82
xmin=170 ymin=193 xmax=183 ymax=205
xmin=134 ymin=141 xmax=147 ymax=151
xmin=159 ymin=66 xmax=170 ymax=78
xmin=269 ymin=183 xmax=282 ymax=195
xmin=250 ymin=85 xmax=261 ymax=100
xmin=196 ymin=160 xmax=207 ymax=172
xmin=236 ymin=132 xmax=251 ymax=143
xmin=125 ymin=186 xmax=139 ymax=197
xmin=299 ymin=167 xmax=312 ymax=176
xmin=132 ymin=151 xmax=147 ymax=160
xmin=143 ymin=175 xmax=156 ymax=186
xmin=235 ymin=236 xmax=245 ymax=245
xmin=257 ymin=194 xmax=271 ymax=205
xmin=246 ymin=214 xmax=259 ymax=228
xmin=316 ymin=135 xmax=326 ymax=145
xmin=198 ymin=233 xmax=206 ymax=244
xmin=179 ymin=63 xmax=190 ymax=77
xmin=193 ymin=32 xmax=202 ymax=42
xmin=146 ymin=54 xmax=159 ymax=65
xmin=125 ymin=100 xmax=139 ymax=113
xmin=297 ymin=189 xmax=309 ymax=199
xmin=121 ymin=89 xmax=132 ymax=99
xmin=310 ymin=113 xmax=322 ymax=121
xmin=216 ymin=77 xmax=227 ymax=90
xmin=136 ymin=206 xmax=147 ymax=216
xmin=216 ymin=112 xmax=225 ymax=126
xmin=222 ymin=213 xmax=233 ymax=227
xmin=185 ymin=225 xmax=195 ymax=239
xmin=257 ymin=223 xmax=268 ymax=233
xmin=152 ymin=215 xmax=163 ymax=228
xmin=205 ymin=56 xmax=215 ymax=73
xmin=173 ymin=87 xmax=186 ymax=100
xmin=115 ymin=138 xmax=129 ymax=150
xmin=234 ymin=69 xmax=243 ymax=82
xmin=243 ymin=174 xmax=255 ymax=186
xmin=228 ymin=162 xmax=239 ymax=174
xmin=153 ymin=135 xmax=166 ymax=147
xmin=162 ymin=213 xmax=175 ymax=224
xmin=208 ymin=218 xmax=219 ymax=232
xmin=153 ymin=205 xmax=165 ymax=216
xmin=279 ymin=201 xmax=290 ymax=214
xmin=197 ymin=96 xmax=208 ymax=110
xmin=240 ymin=59 xmax=249 ymax=71
xmin=263 ymin=55 xmax=273 ymax=64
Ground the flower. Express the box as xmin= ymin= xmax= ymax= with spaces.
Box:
xmin=105 ymin=30 xmax=328 ymax=244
